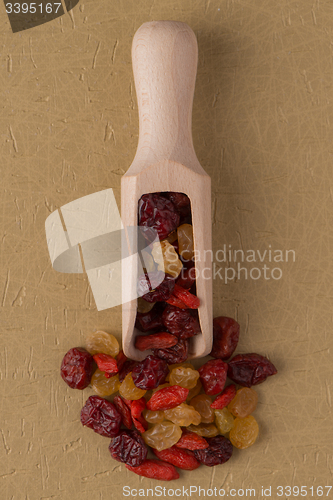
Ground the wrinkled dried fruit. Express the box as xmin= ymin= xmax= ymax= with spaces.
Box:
xmin=169 ymin=366 xmax=200 ymax=389
xmin=187 ymin=379 xmax=202 ymax=401
xmin=80 ymin=396 xmax=121 ymax=438
xmin=116 ymin=351 xmax=128 ymax=373
xmin=85 ymin=331 xmax=120 ymax=358
xmin=175 ymin=429 xmax=209 ymax=450
xmin=176 ymin=267 xmax=196 ymax=289
xmin=153 ymin=445 xmax=200 ymax=470
xmin=135 ymin=332 xmax=178 ymax=352
xmin=139 ymin=193 xmax=180 ymax=241
xmin=60 ymin=347 xmax=94 ymax=390
xmin=153 ymin=338 xmax=189 ymax=364
xmin=151 ymin=240 xmax=183 ymax=278
xmin=91 ymin=370 xmax=120 ymax=397
xmin=131 ymin=355 xmax=169 ymax=390
xmin=138 ymin=272 xmax=175 ymax=303
xmin=109 ymin=430 xmax=147 ymax=467
xmin=228 ymin=353 xmax=277 ymax=387
xmin=142 ymin=409 xmax=165 ymax=424
xmin=164 ymin=403 xmax=201 ymax=426
xmin=131 ymin=398 xmax=148 ymax=433
xmin=147 ymin=385 xmax=189 ymax=411
xmin=92 ymin=353 xmax=118 ymax=377
xmin=214 ymin=408 xmax=235 ymax=435
xmin=210 ymin=317 xmax=240 ymax=360
xmin=162 ymin=305 xmax=200 ymax=339
xmin=113 ymin=395 xmax=132 ymax=429
xmin=119 ymin=372 xmax=147 ymax=400
xmin=126 ymin=458 xmax=179 ymax=480
xmin=142 ymin=421 xmax=182 ymax=451
xmin=173 ymin=284 xmax=200 ymax=309
xmin=210 ymin=384 xmax=237 ymax=410
xmin=198 ymin=359 xmax=228 ymax=395
xmin=136 ymin=304 xmax=165 ymax=332
xmin=118 ymin=359 xmax=138 ymax=383
xmin=137 ymin=297 xmax=155 ymax=314
xmin=228 ymin=387 xmax=258 ymax=418
xmin=167 ymin=192 xmax=190 ymax=210
xmin=190 ymin=394 xmax=215 ymax=423
xmin=229 ymin=415 xmax=259 ymax=449
xmin=187 ymin=423 xmax=219 ymax=438
xmin=193 ymin=435 xmax=233 ymax=467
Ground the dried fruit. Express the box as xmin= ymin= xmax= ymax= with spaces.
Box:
xmin=125 ymin=459 xmax=179 ymax=480
xmin=228 ymin=353 xmax=277 ymax=387
xmin=210 ymin=384 xmax=237 ymax=410
xmin=153 ymin=445 xmax=200 ymax=470
xmin=136 ymin=304 xmax=165 ymax=332
xmin=142 ymin=409 xmax=165 ymax=424
xmin=131 ymin=355 xmax=169 ymax=390
xmin=187 ymin=423 xmax=219 ymax=438
xmin=119 ymin=372 xmax=147 ymax=400
xmin=193 ymin=435 xmax=233 ymax=467
xmin=137 ymin=297 xmax=155 ymax=314
xmin=173 ymin=284 xmax=200 ymax=309
xmin=176 ymin=267 xmax=196 ymax=289
xmin=118 ymin=359 xmax=138 ymax=382
xmin=131 ymin=398 xmax=148 ymax=433
xmin=177 ymin=224 xmax=194 ymax=260
xmin=210 ymin=317 xmax=240 ymax=360
xmin=135 ymin=332 xmax=178 ymax=351
xmin=139 ymin=193 xmax=180 ymax=241
xmin=138 ymin=272 xmax=175 ymax=303
xmin=60 ymin=347 xmax=94 ymax=390
xmin=80 ymin=396 xmax=121 ymax=438
xmin=151 ymin=240 xmax=183 ymax=278
xmin=169 ymin=366 xmax=200 ymax=389
xmin=109 ymin=430 xmax=147 ymax=467
xmin=228 ymin=387 xmax=258 ymax=418
xmin=116 ymin=351 xmax=128 ymax=373
xmin=214 ymin=408 xmax=235 ymax=435
xmin=198 ymin=359 xmax=228 ymax=395
xmin=92 ymin=353 xmax=118 ymax=377
xmin=164 ymin=403 xmax=201 ymax=426
xmin=162 ymin=305 xmax=200 ymax=339
xmin=186 ymin=379 xmax=202 ymax=401
xmin=85 ymin=331 xmax=120 ymax=358
xmin=175 ymin=429 xmax=209 ymax=450
xmin=91 ymin=370 xmax=120 ymax=397
xmin=167 ymin=192 xmax=190 ymax=210
xmin=142 ymin=421 xmax=182 ymax=451
xmin=147 ymin=385 xmax=189 ymax=411
xmin=229 ymin=415 xmax=259 ymax=449
xmin=113 ymin=395 xmax=132 ymax=429
xmin=165 ymin=295 xmax=188 ymax=308
xmin=190 ymin=394 xmax=215 ymax=423
xmin=153 ymin=338 xmax=189 ymax=364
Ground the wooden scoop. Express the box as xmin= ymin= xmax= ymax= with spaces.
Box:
xmin=121 ymin=20 xmax=212 ymax=361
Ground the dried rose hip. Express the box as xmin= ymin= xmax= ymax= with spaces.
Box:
xmin=135 ymin=332 xmax=178 ymax=351
xmin=165 ymin=295 xmax=188 ymax=309
xmin=193 ymin=435 xmax=233 ymax=467
xmin=162 ymin=305 xmax=200 ymax=339
xmin=153 ymin=338 xmax=189 ymax=364
xmin=210 ymin=384 xmax=237 ymax=410
xmin=93 ymin=353 xmax=118 ymax=377
xmin=139 ymin=193 xmax=180 ymax=240
xmin=227 ymin=353 xmax=277 ymax=387
xmin=131 ymin=355 xmax=169 ymax=390
xmin=113 ymin=395 xmax=132 ymax=429
xmin=109 ymin=430 xmax=147 ymax=467
xmin=126 ymin=459 xmax=179 ymax=480
xmin=131 ymin=398 xmax=148 ymax=433
xmin=175 ymin=430 xmax=209 ymax=450
xmin=198 ymin=359 xmax=228 ymax=395
xmin=147 ymin=385 xmax=189 ymax=411
xmin=136 ymin=304 xmax=165 ymax=332
xmin=80 ymin=396 xmax=121 ymax=438
xmin=152 ymin=445 xmax=200 ymax=470
xmin=172 ymin=284 xmax=200 ymax=309
xmin=210 ymin=317 xmax=240 ymax=360
xmin=138 ymin=272 xmax=176 ymax=303
xmin=60 ymin=347 xmax=94 ymax=390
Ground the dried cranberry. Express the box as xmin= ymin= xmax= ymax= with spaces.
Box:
xmin=116 ymin=351 xmax=128 ymax=373
xmin=109 ymin=430 xmax=147 ymax=467
xmin=138 ymin=193 xmax=180 ymax=240
xmin=162 ymin=305 xmax=200 ymax=339
xmin=227 ymin=353 xmax=277 ymax=387
xmin=166 ymin=192 xmax=190 ymax=209
xmin=138 ymin=272 xmax=175 ymax=303
xmin=198 ymin=359 xmax=228 ymax=395
xmin=118 ymin=359 xmax=138 ymax=382
xmin=131 ymin=355 xmax=169 ymax=390
xmin=176 ymin=267 xmax=196 ymax=289
xmin=194 ymin=435 xmax=233 ymax=467
xmin=153 ymin=338 xmax=189 ymax=364
xmin=60 ymin=347 xmax=94 ymax=390
xmin=136 ymin=304 xmax=165 ymax=333
xmin=80 ymin=396 xmax=121 ymax=438
xmin=113 ymin=395 xmax=132 ymax=429
xmin=210 ymin=317 xmax=240 ymax=360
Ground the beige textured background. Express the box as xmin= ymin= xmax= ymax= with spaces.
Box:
xmin=1 ymin=0 xmax=333 ymax=498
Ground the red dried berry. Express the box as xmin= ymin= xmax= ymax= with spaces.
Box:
xmin=138 ymin=272 xmax=175 ymax=303
xmin=193 ymin=435 xmax=233 ymax=467
xmin=60 ymin=347 xmax=94 ymax=390
xmin=116 ymin=351 xmax=128 ymax=373
xmin=118 ymin=359 xmax=138 ymax=383
xmin=126 ymin=459 xmax=179 ymax=480
xmin=162 ymin=305 xmax=200 ymax=339
xmin=135 ymin=332 xmax=178 ymax=351
xmin=147 ymin=385 xmax=189 ymax=411
xmin=173 ymin=284 xmax=200 ymax=309
xmin=80 ymin=396 xmax=121 ymax=438
xmin=167 ymin=192 xmax=190 ymax=209
xmin=165 ymin=295 xmax=188 ymax=309
xmin=130 ymin=398 xmax=148 ymax=433
xmin=153 ymin=338 xmax=189 ymax=364
xmin=139 ymin=193 xmax=180 ymax=241
xmin=175 ymin=267 xmax=196 ymax=289
xmin=93 ymin=353 xmax=118 ymax=377
xmin=113 ymin=395 xmax=133 ymax=429
xmin=210 ymin=384 xmax=237 ymax=410
xmin=175 ymin=430 xmax=209 ymax=451
xmin=131 ymin=355 xmax=169 ymax=390
xmin=227 ymin=353 xmax=277 ymax=387
xmin=135 ymin=304 xmax=165 ymax=332
xmin=152 ymin=445 xmax=200 ymax=470
xmin=198 ymin=359 xmax=228 ymax=396
xmin=210 ymin=317 xmax=240 ymax=360
xmin=109 ymin=430 xmax=147 ymax=467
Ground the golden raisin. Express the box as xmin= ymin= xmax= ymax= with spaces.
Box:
xmin=190 ymin=394 xmax=214 ymax=423
xmin=229 ymin=416 xmax=259 ymax=449
xmin=214 ymin=408 xmax=235 ymax=434
xmin=187 ymin=423 xmax=219 ymax=438
xmin=228 ymin=387 xmax=258 ymax=418
xmin=142 ymin=421 xmax=182 ymax=451
xmin=151 ymin=240 xmax=183 ymax=278
xmin=119 ymin=372 xmax=147 ymax=400
xmin=91 ymin=370 xmax=120 ymax=397
xmin=85 ymin=331 xmax=119 ymax=357
xmin=169 ymin=366 xmax=200 ymax=389
xmin=164 ymin=403 xmax=201 ymax=426
xmin=142 ymin=409 xmax=165 ymax=424
xmin=186 ymin=379 xmax=202 ymax=401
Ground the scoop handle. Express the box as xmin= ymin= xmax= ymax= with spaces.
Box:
xmin=131 ymin=21 xmax=199 ymax=168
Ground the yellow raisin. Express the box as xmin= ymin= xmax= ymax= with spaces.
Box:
xmin=228 ymin=387 xmax=258 ymax=418
xmin=187 ymin=423 xmax=219 ymax=438
xmin=142 ymin=421 xmax=182 ymax=451
xmin=151 ymin=240 xmax=183 ymax=278
xmin=91 ymin=370 xmax=120 ymax=397
xmin=169 ymin=366 xmax=200 ymax=389
xmin=85 ymin=330 xmax=119 ymax=357
xmin=214 ymin=408 xmax=235 ymax=434
xmin=229 ymin=415 xmax=259 ymax=449
xmin=177 ymin=224 xmax=194 ymax=260
xmin=186 ymin=379 xmax=202 ymax=401
xmin=142 ymin=409 xmax=165 ymax=424
xmin=119 ymin=372 xmax=146 ymax=400
xmin=164 ymin=403 xmax=201 ymax=426
xmin=190 ymin=394 xmax=215 ymax=423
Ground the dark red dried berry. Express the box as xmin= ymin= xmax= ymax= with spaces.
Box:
xmin=60 ymin=347 xmax=94 ymax=390
xmin=166 ymin=192 xmax=190 ymax=209
xmin=138 ymin=272 xmax=175 ymax=303
xmin=152 ymin=445 xmax=200 ymax=470
xmin=80 ymin=396 xmax=121 ymax=438
xmin=227 ymin=353 xmax=277 ymax=387
xmin=194 ymin=435 xmax=233 ymax=467
xmin=153 ymin=338 xmax=189 ymax=364
xmin=135 ymin=304 xmax=165 ymax=333
xmin=130 ymin=398 xmax=148 ymax=433
xmin=113 ymin=395 xmax=132 ymax=429
xmin=138 ymin=193 xmax=180 ymax=240
xmin=175 ymin=267 xmax=196 ymax=289
xmin=210 ymin=317 xmax=240 ymax=360
xmin=116 ymin=351 xmax=128 ymax=373
xmin=198 ymin=359 xmax=228 ymax=395
xmin=118 ymin=359 xmax=137 ymax=383
xmin=162 ymin=305 xmax=200 ymax=339
xmin=109 ymin=430 xmax=147 ymax=467
xmin=131 ymin=355 xmax=169 ymax=390
xmin=135 ymin=332 xmax=178 ymax=351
